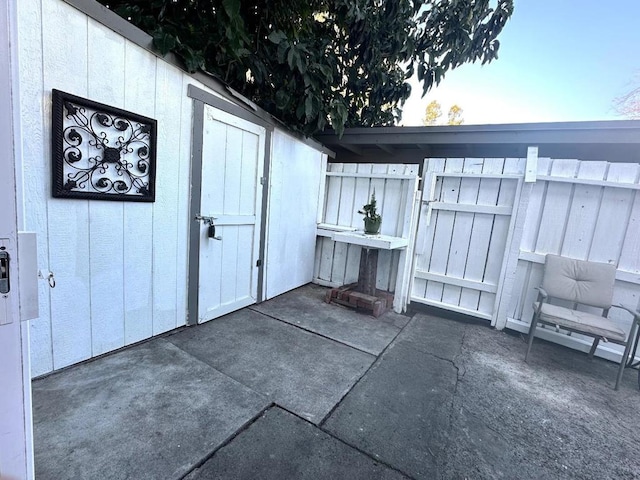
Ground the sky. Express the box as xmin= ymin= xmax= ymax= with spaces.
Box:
xmin=400 ymin=0 xmax=640 ymax=126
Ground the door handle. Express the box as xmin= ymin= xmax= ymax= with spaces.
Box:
xmin=0 ymin=248 xmax=9 ymax=294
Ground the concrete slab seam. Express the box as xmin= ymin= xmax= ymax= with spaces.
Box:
xmin=247 ymin=306 xmax=382 ymax=358
xmin=316 ymin=314 xmax=417 ymax=427
xmin=167 ymin=338 xmax=278 ymax=403
xmin=272 ymin=404 xmax=416 ymax=480
xmin=178 ymin=402 xmax=276 ymax=480
xmin=442 ymin=325 xmax=469 ymax=475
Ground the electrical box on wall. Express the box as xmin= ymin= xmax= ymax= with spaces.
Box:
xmin=0 ymin=233 xmax=39 ymax=325
xmin=19 ymin=232 xmax=38 ymax=321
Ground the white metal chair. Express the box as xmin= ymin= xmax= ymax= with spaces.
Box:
xmin=525 ymin=254 xmax=640 ymax=390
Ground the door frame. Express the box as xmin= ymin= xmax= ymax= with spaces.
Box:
xmin=186 ymin=85 xmax=273 ymax=326
xmin=0 ymin=0 xmax=34 ymax=477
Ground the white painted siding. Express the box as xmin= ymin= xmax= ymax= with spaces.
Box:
xmin=265 ymin=130 xmax=326 ymax=299
xmin=18 ymin=0 xmax=324 ymax=376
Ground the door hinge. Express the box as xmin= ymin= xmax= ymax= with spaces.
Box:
xmin=260 ymin=177 xmax=266 ymax=185
xmin=256 ymin=259 xmax=262 ymax=267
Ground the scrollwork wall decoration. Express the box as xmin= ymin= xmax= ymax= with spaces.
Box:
xmin=52 ymin=89 xmax=157 ymax=202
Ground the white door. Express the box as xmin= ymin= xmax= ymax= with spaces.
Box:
xmin=196 ymin=105 xmax=266 ymax=323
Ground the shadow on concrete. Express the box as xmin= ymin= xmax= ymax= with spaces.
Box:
xmin=33 ymin=284 xmax=640 ymax=480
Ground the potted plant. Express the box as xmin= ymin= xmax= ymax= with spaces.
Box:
xmin=358 ymin=191 xmax=382 ymax=234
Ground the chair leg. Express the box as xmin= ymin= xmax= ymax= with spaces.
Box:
xmin=525 ymin=312 xmax=540 ymax=362
xmin=615 ymin=337 xmax=634 ymax=391
xmin=588 ymin=338 xmax=600 ymax=360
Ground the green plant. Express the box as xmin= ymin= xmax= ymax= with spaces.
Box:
xmin=359 ymin=192 xmax=382 ymax=234
xmin=358 ymin=191 xmax=381 ymax=222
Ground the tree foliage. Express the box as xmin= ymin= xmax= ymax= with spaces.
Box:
xmin=423 ymin=100 xmax=464 ymax=125
xmin=615 ymin=85 xmax=640 ymax=119
xmin=423 ymin=100 xmax=442 ymax=126
xmin=100 ymin=0 xmax=513 ymax=136
xmin=447 ymin=104 xmax=464 ymax=125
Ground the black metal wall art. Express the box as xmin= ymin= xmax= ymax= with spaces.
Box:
xmin=51 ymin=89 xmax=157 ymax=202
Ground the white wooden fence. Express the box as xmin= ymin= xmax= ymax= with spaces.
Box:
xmin=504 ymin=158 xmax=640 ymax=361
xmin=411 ymin=158 xmax=525 ymax=323
xmin=315 ymin=158 xmax=640 ymax=362
xmin=313 ymin=163 xmax=419 ymax=305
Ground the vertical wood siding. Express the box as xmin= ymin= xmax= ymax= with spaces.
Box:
xmin=20 ymin=0 xmax=325 ymax=375
xmin=265 ymin=131 xmax=326 ymax=299
xmin=20 ymin=0 xmax=202 ymax=374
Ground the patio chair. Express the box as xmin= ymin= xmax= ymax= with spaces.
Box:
xmin=525 ymin=254 xmax=640 ymax=390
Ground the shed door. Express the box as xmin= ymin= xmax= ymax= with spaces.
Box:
xmin=196 ymin=105 xmax=266 ymax=323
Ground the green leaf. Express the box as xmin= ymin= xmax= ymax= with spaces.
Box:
xmin=222 ymin=0 xmax=240 ymax=17
xmin=304 ymin=95 xmax=313 ymax=121
xmin=152 ymin=28 xmax=176 ymax=56
xmin=275 ymin=89 xmax=290 ymax=109
xmin=268 ymin=31 xmax=287 ymax=45
xmin=287 ymin=47 xmax=296 ymax=69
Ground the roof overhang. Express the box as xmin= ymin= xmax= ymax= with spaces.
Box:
xmin=314 ymin=120 xmax=640 ymax=164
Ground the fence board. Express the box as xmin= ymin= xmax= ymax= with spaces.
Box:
xmin=476 ymin=159 xmax=509 ymax=315
xmin=488 ymin=158 xmax=525 ymax=325
xmin=371 ymin=165 xmax=400 ymax=291
xmin=589 ymin=164 xmax=640 ymax=264
xmin=560 ymin=161 xmax=608 ymax=260
xmin=444 ymin=158 xmax=482 ymax=308
xmin=343 ymin=164 xmax=373 ymax=284
xmin=413 ymin=158 xmax=445 ymax=299
xmin=426 ymin=158 xmax=463 ymax=303
xmin=331 ymin=163 xmax=357 ymax=283
xmin=520 ymin=158 xmax=552 ymax=252
xmin=618 ymin=191 xmax=640 ymax=273
xmin=459 ymin=159 xmax=503 ymax=313
xmin=535 ymin=160 xmax=579 ymax=254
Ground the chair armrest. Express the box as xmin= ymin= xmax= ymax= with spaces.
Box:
xmin=613 ymin=304 xmax=640 ymax=322
xmin=534 ymin=287 xmax=548 ymax=299
xmin=533 ymin=287 xmax=548 ymax=315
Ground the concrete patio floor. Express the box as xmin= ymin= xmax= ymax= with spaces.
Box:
xmin=33 ymin=284 xmax=640 ymax=479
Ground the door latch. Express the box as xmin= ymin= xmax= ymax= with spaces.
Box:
xmin=0 ymin=248 xmax=10 ymax=294
xmin=196 ymin=214 xmax=222 ymax=240
xmin=207 ymin=224 xmax=222 ymax=240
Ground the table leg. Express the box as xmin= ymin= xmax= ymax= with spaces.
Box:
xmin=357 ymin=248 xmax=378 ymax=296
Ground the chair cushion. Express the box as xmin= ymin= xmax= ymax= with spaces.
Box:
xmin=542 ymin=255 xmax=616 ymax=309
xmin=533 ymin=302 xmax=626 ymax=342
